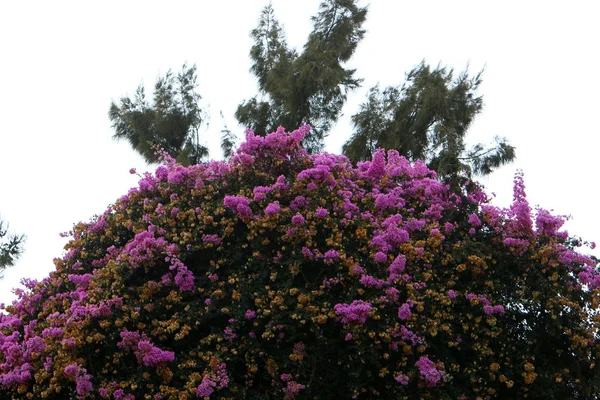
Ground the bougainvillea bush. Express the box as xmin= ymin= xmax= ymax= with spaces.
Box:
xmin=1 ymin=126 xmax=599 ymax=399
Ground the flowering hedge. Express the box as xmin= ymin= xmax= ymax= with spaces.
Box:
xmin=1 ymin=126 xmax=599 ymax=399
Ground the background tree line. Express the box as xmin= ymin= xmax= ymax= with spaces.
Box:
xmin=0 ymin=217 xmax=24 ymax=276
xmin=110 ymin=0 xmax=515 ymax=183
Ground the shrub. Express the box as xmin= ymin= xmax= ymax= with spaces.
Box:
xmin=0 ymin=126 xmax=599 ymax=399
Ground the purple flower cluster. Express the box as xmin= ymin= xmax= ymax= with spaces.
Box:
xmin=282 ymin=380 xmax=306 ymax=399
xmin=291 ymin=214 xmax=305 ymax=226
xmin=63 ymin=364 xmax=94 ymax=395
xmin=334 ymin=300 xmax=373 ymax=324
xmin=201 ymin=234 xmax=221 ymax=245
xmin=265 ymin=201 xmax=281 ymax=215
xmin=395 ymin=374 xmax=409 ymax=385
xmin=468 ymin=213 xmax=482 ymax=227
xmin=195 ymin=359 xmax=229 ymax=398
xmin=315 ymin=207 xmax=328 ymax=218
xmin=397 ymin=302 xmax=412 ymax=320
xmin=415 ymin=356 xmax=445 ymax=386
xmin=223 ymin=195 xmax=253 ymax=219
xmin=117 ymin=330 xmax=174 ymax=367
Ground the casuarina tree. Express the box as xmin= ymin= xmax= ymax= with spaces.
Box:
xmin=342 ymin=62 xmax=516 ymax=183
xmin=109 ymin=63 xmax=208 ymax=166
xmin=0 ymin=217 xmax=24 ymax=275
xmin=110 ymin=1 xmax=515 ymax=182
xmin=234 ymin=0 xmax=367 ymax=155
xmin=0 ymin=126 xmax=597 ymax=399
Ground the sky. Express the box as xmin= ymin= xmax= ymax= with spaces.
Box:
xmin=0 ymin=0 xmax=598 ymax=305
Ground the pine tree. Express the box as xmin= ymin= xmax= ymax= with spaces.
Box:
xmin=0 ymin=218 xmax=24 ymax=275
xmin=109 ymin=64 xmax=208 ymax=165
xmin=343 ymin=62 xmax=516 ymax=182
xmin=234 ymin=0 xmax=367 ymax=154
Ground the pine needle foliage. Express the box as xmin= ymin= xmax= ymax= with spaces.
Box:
xmin=109 ymin=64 xmax=208 ymax=165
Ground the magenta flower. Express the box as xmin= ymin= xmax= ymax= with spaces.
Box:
xmin=301 ymin=247 xmax=313 ymax=259
xmin=360 ymin=274 xmax=385 ymax=288
xmin=397 ymin=303 xmax=412 ymax=320
xmin=196 ymin=376 xmax=216 ymax=397
xmin=75 ymin=372 xmax=93 ymax=396
xmin=415 ymin=356 xmax=445 ymax=386
xmin=468 ymin=213 xmax=482 ymax=227
xmin=388 ymin=254 xmax=407 ymax=279
xmin=223 ymin=195 xmax=253 ymax=219
xmin=374 ymin=252 xmax=387 ymax=263
xmin=291 ymin=214 xmax=305 ymax=226
xmin=315 ymin=207 xmax=328 ymax=218
xmin=202 ymin=234 xmax=221 ymax=245
xmin=323 ymin=249 xmax=340 ymax=260
xmin=351 ymin=264 xmax=366 ymax=275
xmin=444 ymin=222 xmax=454 ymax=233
xmin=395 ymin=374 xmax=409 ymax=385
xmin=366 ymin=149 xmax=386 ymax=180
xmin=280 ymin=373 xmax=292 ymax=382
xmin=334 ymin=300 xmax=372 ymax=324
xmin=265 ymin=202 xmax=281 ymax=215
xmin=42 ymin=327 xmax=64 ymax=339
xmin=174 ymin=265 xmax=195 ymax=291
xmin=64 ymin=364 xmax=80 ymax=377
xmin=282 ymin=380 xmax=306 ymax=399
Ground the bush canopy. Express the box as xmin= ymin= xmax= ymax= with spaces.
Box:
xmin=0 ymin=126 xmax=598 ymax=399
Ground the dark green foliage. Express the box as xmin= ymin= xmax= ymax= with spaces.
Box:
xmin=109 ymin=64 xmax=208 ymax=165
xmin=110 ymin=1 xmax=516 ymax=179
xmin=220 ymin=111 xmax=238 ymax=159
xmin=343 ymin=62 xmax=516 ymax=182
xmin=236 ymin=0 xmax=367 ymax=153
xmin=0 ymin=218 xmax=24 ymax=275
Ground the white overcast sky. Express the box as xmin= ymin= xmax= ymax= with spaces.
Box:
xmin=0 ymin=1 xmax=598 ymax=304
